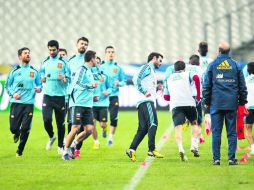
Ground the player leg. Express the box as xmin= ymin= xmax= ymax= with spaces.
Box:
xmin=42 ymin=95 xmax=56 ymax=150
xmin=17 ymin=104 xmax=34 ymax=156
xmin=108 ymin=96 xmax=119 ymax=145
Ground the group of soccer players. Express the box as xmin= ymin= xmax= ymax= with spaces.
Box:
xmin=6 ymin=39 xmax=254 ymax=164
xmin=6 ymin=37 xmax=126 ymax=160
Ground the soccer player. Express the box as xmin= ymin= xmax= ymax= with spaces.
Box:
xmin=91 ymin=57 xmax=112 ymax=149
xmin=244 ymin=62 xmax=254 ymax=155
xmin=203 ymin=42 xmax=247 ymax=166
xmin=100 ymin=46 xmax=126 ymax=146
xmin=68 ymin=37 xmax=89 ymax=158
xmin=126 ymin=52 xmax=164 ymax=162
xmin=62 ymin=50 xmax=97 ymax=160
xmin=40 ymin=40 xmax=70 ymax=154
xmin=59 ymin=48 xmax=68 ymax=58
xmin=6 ymin=47 xmax=42 ymax=157
xmin=164 ymin=60 xmax=201 ymax=161
xmin=67 ymin=37 xmax=89 ymax=132
xmin=58 ymin=48 xmax=69 ymax=128
xmin=198 ymin=41 xmax=213 ymax=74
xmin=186 ymin=55 xmax=205 ymax=144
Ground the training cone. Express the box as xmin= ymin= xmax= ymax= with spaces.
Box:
xmin=240 ymin=157 xmax=248 ymax=163
xmin=140 ymin=161 xmax=150 ymax=167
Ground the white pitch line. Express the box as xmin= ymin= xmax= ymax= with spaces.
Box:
xmin=124 ymin=126 xmax=173 ymax=190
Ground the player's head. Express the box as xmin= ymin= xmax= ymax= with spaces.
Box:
xmin=85 ymin=50 xmax=96 ymax=67
xmin=59 ymin=48 xmax=68 ymax=57
xmin=18 ymin=47 xmax=30 ymax=64
xmin=77 ymin=37 xmax=89 ymax=54
xmin=219 ymin=41 xmax=230 ymax=54
xmin=47 ymin=40 xmax=59 ymax=57
xmin=247 ymin=62 xmax=254 ymax=75
xmin=198 ymin=41 xmax=208 ymax=56
xmin=189 ymin=54 xmax=200 ymax=66
xmin=147 ymin=52 xmax=163 ymax=69
xmin=174 ymin=60 xmax=185 ymax=72
xmin=96 ymin=56 xmax=101 ymax=65
xmin=105 ymin=46 xmax=115 ymax=61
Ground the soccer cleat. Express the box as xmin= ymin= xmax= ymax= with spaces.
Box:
xmin=74 ymin=149 xmax=80 ymax=158
xmin=46 ymin=136 xmax=56 ymax=150
xmin=107 ymin=139 xmax=113 ymax=146
xmin=229 ymin=159 xmax=239 ymax=166
xmin=147 ymin=150 xmax=164 ymax=158
xmin=16 ymin=153 xmax=22 ymax=158
xmin=67 ymin=147 xmax=75 ymax=159
xmin=102 ymin=128 xmax=107 ymax=138
xmin=126 ymin=149 xmax=137 ymax=162
xmin=191 ymin=148 xmax=200 ymax=157
xmin=62 ymin=153 xmax=70 ymax=161
xmin=93 ymin=143 xmax=100 ymax=149
xmin=213 ymin=160 xmax=220 ymax=165
xmin=13 ymin=133 xmax=19 ymax=143
xmin=58 ymin=147 xmax=64 ymax=154
xmin=179 ymin=151 xmax=188 ymax=162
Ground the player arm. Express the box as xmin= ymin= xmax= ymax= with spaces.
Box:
xmin=105 ymin=75 xmax=113 ymax=95
xmin=34 ymin=71 xmax=42 ymax=93
xmin=133 ymin=66 xmax=151 ymax=94
xmin=202 ymin=65 xmax=213 ymax=107
xmin=190 ymin=72 xmax=201 ymax=102
xmin=163 ymin=86 xmax=170 ymax=101
xmin=163 ymin=66 xmax=174 ymax=89
xmin=40 ymin=62 xmax=46 ymax=83
xmin=237 ymin=66 xmax=248 ymax=105
xmin=64 ymin=60 xmax=71 ymax=81
xmin=118 ymin=67 xmax=126 ymax=87
xmin=5 ymin=71 xmax=15 ymax=97
xmin=76 ymin=67 xmax=95 ymax=89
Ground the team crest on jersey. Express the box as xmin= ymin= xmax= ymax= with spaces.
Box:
xmin=57 ymin=63 xmax=63 ymax=69
xmin=30 ymin=72 xmax=34 ymax=78
xmin=171 ymin=74 xmax=182 ymax=81
xmin=113 ymin=67 xmax=118 ymax=73
xmin=217 ymin=60 xmax=232 ymax=70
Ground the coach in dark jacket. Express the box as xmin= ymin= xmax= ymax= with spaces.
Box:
xmin=203 ymin=41 xmax=247 ymax=165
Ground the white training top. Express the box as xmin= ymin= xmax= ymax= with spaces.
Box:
xmin=245 ymin=74 xmax=254 ymax=109
xmin=185 ymin=64 xmax=203 ymax=97
xmin=200 ymin=55 xmax=213 ymax=74
xmin=166 ymin=71 xmax=196 ymax=110
xmin=133 ymin=63 xmax=157 ymax=107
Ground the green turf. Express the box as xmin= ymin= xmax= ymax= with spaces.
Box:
xmin=0 ymin=111 xmax=253 ymax=190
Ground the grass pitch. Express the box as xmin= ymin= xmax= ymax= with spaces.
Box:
xmin=0 ymin=111 xmax=253 ymax=190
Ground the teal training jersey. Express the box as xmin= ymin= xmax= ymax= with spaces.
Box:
xmin=40 ymin=55 xmax=70 ymax=96
xmin=69 ymin=64 xmax=95 ymax=108
xmin=91 ymin=66 xmax=112 ymax=107
xmin=67 ymin=53 xmax=85 ymax=94
xmin=6 ymin=64 xmax=42 ymax=104
xmin=100 ymin=61 xmax=126 ymax=97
